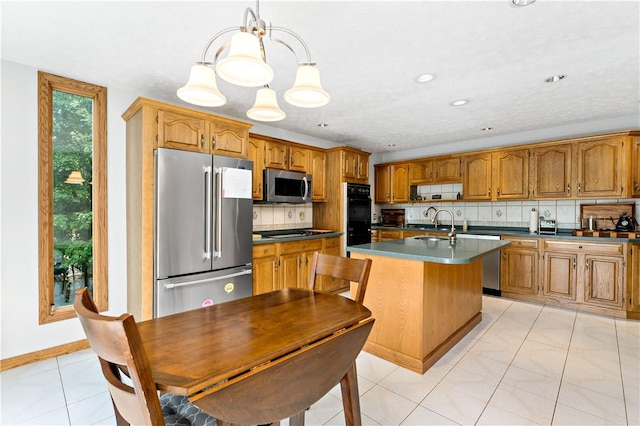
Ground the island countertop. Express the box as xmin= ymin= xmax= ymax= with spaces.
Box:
xmin=347 ymin=236 xmax=510 ymax=264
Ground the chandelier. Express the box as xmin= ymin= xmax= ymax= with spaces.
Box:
xmin=177 ymin=1 xmax=330 ymax=122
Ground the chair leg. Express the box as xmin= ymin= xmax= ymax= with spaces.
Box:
xmin=289 ymin=410 xmax=305 ymax=426
xmin=340 ymin=363 xmax=362 ymax=426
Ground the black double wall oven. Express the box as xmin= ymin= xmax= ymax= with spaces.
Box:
xmin=344 ymin=183 xmax=372 ymax=248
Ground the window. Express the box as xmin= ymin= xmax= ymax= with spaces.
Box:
xmin=38 ymin=72 xmax=108 ymax=324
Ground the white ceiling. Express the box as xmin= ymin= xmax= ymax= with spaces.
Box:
xmin=2 ymin=1 xmax=639 ymax=154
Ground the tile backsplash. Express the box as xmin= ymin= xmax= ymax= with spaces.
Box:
xmin=387 ymin=199 xmax=640 ymax=230
xmin=253 ymin=204 xmax=313 ymax=231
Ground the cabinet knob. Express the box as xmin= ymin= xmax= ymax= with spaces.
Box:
xmin=211 ymin=135 xmax=216 ymax=149
xmin=567 ymin=184 xmax=571 ymax=195
xmin=200 ymin=134 xmax=204 ymax=148
xmin=488 ymin=188 xmax=491 ymax=196
xmin=497 ymin=188 xmax=500 ymax=195
xmin=578 ymin=182 xmax=582 ymax=193
xmin=263 ymin=249 xmax=268 ymax=254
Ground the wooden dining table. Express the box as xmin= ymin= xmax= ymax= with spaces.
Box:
xmin=137 ymin=288 xmax=374 ymax=426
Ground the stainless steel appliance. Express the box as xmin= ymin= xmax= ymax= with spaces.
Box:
xmin=263 ymin=169 xmax=312 ymax=203
xmin=154 ymin=148 xmax=253 ymax=317
xmin=456 ymin=233 xmax=501 ymax=296
xmin=343 ymin=183 xmax=371 ymax=251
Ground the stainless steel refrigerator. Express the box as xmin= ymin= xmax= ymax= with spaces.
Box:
xmin=154 ymin=148 xmax=253 ymax=317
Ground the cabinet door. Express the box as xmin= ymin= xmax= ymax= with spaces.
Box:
xmin=462 ymin=153 xmax=492 ymax=200
xmin=409 ymin=161 xmax=431 ymax=184
xmin=633 ymin=139 xmax=640 ymax=197
xmin=501 ymin=248 xmax=539 ymax=295
xmin=531 ymin=144 xmax=573 ymax=199
xmin=629 ymin=244 xmax=640 ymax=312
xmin=209 ymin=122 xmax=247 ymax=157
xmin=493 ymin=149 xmax=529 ymax=199
xmin=375 ymin=165 xmax=391 ymax=203
xmin=157 ymin=110 xmax=207 ymax=153
xmin=391 ymin=164 xmax=409 ymax=203
xmin=265 ymin=141 xmax=288 ymax=169
xmin=433 ymin=157 xmax=461 ymax=183
xmin=583 ymin=254 xmax=624 ymax=309
xmin=289 ymin=146 xmax=309 ymax=173
xmin=247 ymin=137 xmax=265 ymax=199
xmin=343 ymin=151 xmax=358 ymax=180
xmin=280 ymin=253 xmax=301 ymax=290
xmin=310 ymin=150 xmax=327 ymax=201
xmin=357 ymin=154 xmax=369 ymax=180
xmin=542 ymin=251 xmax=577 ymax=301
xmin=576 ymin=137 xmax=625 ymax=198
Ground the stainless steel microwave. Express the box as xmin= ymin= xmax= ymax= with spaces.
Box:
xmin=263 ymin=169 xmax=312 ymax=203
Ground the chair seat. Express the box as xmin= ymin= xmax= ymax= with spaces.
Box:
xmin=161 ymin=393 xmax=217 ymax=426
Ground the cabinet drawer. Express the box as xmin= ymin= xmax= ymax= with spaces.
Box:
xmin=503 ymin=237 xmax=539 ymax=249
xmin=544 ymin=240 xmax=624 ymax=255
xmin=323 ymin=237 xmax=340 ymax=249
xmin=253 ymin=244 xmax=277 ymax=258
xmin=280 ymin=239 xmax=323 ymax=255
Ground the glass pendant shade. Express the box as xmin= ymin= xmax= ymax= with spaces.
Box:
xmin=65 ymin=170 xmax=85 ymax=184
xmin=284 ymin=64 xmax=330 ymax=108
xmin=247 ymin=88 xmax=286 ymax=122
xmin=216 ymin=32 xmax=274 ymax=87
xmin=177 ymin=64 xmax=226 ymax=107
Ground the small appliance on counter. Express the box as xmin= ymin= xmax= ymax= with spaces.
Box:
xmin=380 ymin=209 xmax=406 ymax=227
xmin=538 ymin=218 xmax=557 ymax=235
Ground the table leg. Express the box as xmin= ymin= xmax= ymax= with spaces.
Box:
xmin=288 ymin=410 xmax=305 ymax=426
xmin=339 ymin=362 xmax=362 ymax=426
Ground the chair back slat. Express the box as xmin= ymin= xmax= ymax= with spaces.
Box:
xmin=74 ymin=288 xmax=165 ymax=426
xmin=308 ymin=252 xmax=372 ymax=304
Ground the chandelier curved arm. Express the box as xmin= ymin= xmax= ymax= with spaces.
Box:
xmin=269 ymin=25 xmax=313 ymax=64
xmin=198 ymin=26 xmax=243 ymax=64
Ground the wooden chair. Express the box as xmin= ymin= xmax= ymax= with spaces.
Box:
xmin=308 ymin=252 xmax=372 ymax=303
xmin=73 ymin=288 xmax=216 ymax=426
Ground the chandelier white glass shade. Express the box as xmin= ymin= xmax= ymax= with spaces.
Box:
xmin=177 ymin=1 xmax=329 ymax=121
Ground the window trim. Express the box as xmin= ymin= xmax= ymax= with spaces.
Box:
xmin=38 ymin=71 xmax=108 ymax=324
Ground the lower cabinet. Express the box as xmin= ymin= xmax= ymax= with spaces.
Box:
xmin=252 ymin=243 xmax=279 ymax=295
xmin=280 ymin=239 xmax=323 ymax=290
xmin=316 ymin=237 xmax=347 ymax=293
xmin=500 ymin=237 xmax=630 ymax=317
xmin=500 ymin=237 xmax=539 ymax=296
xmin=628 ymin=244 xmax=640 ymax=317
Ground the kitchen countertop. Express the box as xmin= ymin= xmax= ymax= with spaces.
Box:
xmin=253 ymin=230 xmax=342 ymax=244
xmin=372 ymin=224 xmax=640 ymax=243
xmin=347 ymin=237 xmax=510 ymax=264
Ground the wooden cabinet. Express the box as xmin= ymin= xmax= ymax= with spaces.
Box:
xmin=248 ymin=137 xmax=265 ymax=199
xmin=377 ymin=229 xmax=403 ymax=241
xmin=342 ymin=149 xmax=369 ymax=183
xmin=462 ymin=153 xmax=492 ymax=200
xmin=375 ymin=163 xmax=409 ymax=204
xmin=252 ymin=244 xmax=279 ymax=295
xmin=316 ymin=237 xmax=347 ymax=293
xmin=492 ymin=149 xmax=529 ymax=200
xmin=531 ymin=144 xmax=572 ymax=199
xmin=575 ymin=137 xmax=626 ymax=198
xmin=634 ymin=139 xmax=640 ymax=197
xmin=288 ymin=146 xmax=309 ymax=173
xmin=264 ymin=140 xmax=288 ymax=169
xmin=310 ymin=149 xmax=326 ymax=201
xmin=500 ymin=237 xmax=539 ymax=296
xmin=122 ymin=97 xmax=252 ymax=320
xmin=157 ymin=109 xmax=248 ymax=157
xmin=542 ymin=240 xmax=625 ymax=313
xmin=628 ymin=244 xmax=640 ymax=316
xmin=279 ymin=239 xmax=323 ymax=290
xmin=409 ymin=156 xmax=461 ymax=184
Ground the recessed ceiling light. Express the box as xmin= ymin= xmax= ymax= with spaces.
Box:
xmin=317 ymin=123 xmax=328 ymax=127
xmin=545 ymin=74 xmax=566 ymax=83
xmin=512 ymin=0 xmax=536 ymax=6
xmin=451 ymin=99 xmax=468 ymax=106
xmin=387 ymin=144 xmax=397 ymax=148
xmin=416 ymin=74 xmax=435 ymax=83
xmin=481 ymin=127 xmax=493 ymax=131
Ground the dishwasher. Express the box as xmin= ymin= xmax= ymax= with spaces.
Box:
xmin=456 ymin=233 xmax=501 ymax=296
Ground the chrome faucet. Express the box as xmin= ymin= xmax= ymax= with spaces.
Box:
xmin=426 ymin=206 xmax=438 ymax=227
xmin=432 ymin=209 xmax=457 ymax=243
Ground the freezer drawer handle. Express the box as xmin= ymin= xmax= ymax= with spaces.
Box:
xmin=163 ymin=269 xmax=253 ymax=290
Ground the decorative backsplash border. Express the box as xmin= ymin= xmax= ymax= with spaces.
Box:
xmin=253 ymin=204 xmax=313 ymax=231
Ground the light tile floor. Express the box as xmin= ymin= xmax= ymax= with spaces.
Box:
xmin=1 ymin=296 xmax=639 ymax=425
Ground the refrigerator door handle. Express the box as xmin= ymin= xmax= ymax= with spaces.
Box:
xmin=214 ymin=167 xmax=223 ymax=258
xmin=163 ymin=269 xmax=253 ymax=289
xmin=203 ymin=166 xmax=212 ymax=260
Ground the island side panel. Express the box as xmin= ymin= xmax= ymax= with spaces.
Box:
xmin=351 ymin=252 xmax=483 ymax=373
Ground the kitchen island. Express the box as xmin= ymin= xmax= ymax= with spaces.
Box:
xmin=348 ymin=236 xmax=510 ymax=373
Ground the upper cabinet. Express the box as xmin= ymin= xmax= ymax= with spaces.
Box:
xmin=264 ymin=140 xmax=289 ymax=170
xmin=531 ymin=144 xmax=573 ymax=199
xmin=157 ymin=108 xmax=249 ymax=157
xmin=248 ymin=136 xmax=265 ymax=200
xmin=462 ymin=153 xmax=493 ymax=201
xmin=492 ymin=148 xmax=530 ymax=200
xmin=310 ymin=149 xmax=327 ymax=201
xmin=409 ymin=156 xmax=461 ymax=184
xmin=575 ymin=137 xmax=627 ymax=198
xmin=375 ymin=163 xmax=409 ymax=204
xmin=342 ymin=149 xmax=369 ymax=183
